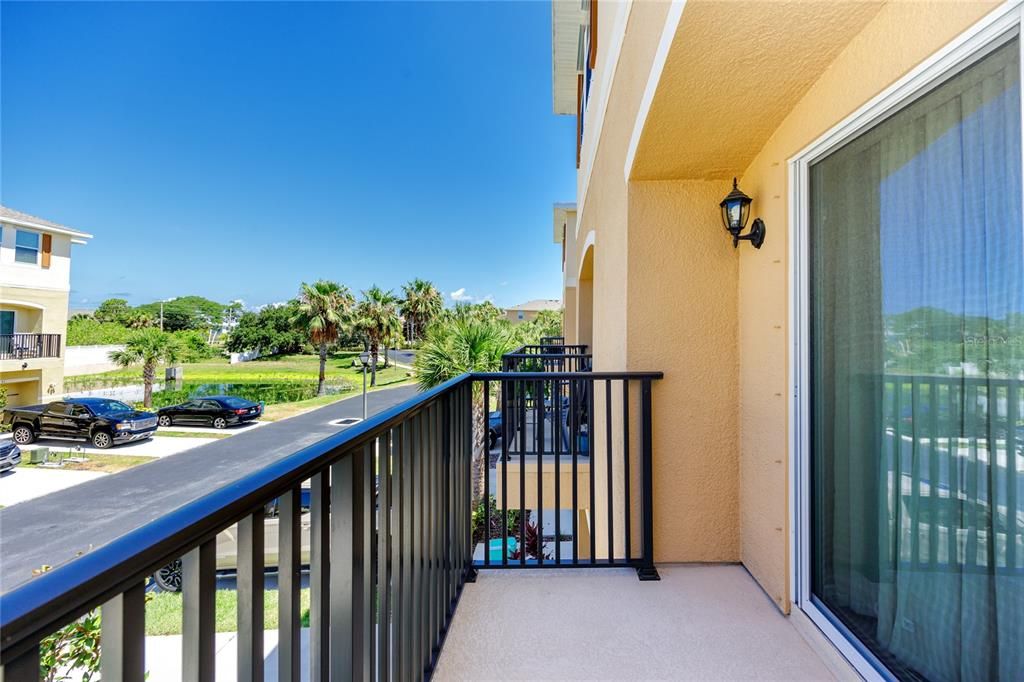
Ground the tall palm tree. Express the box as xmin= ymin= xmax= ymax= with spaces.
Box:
xmin=355 ymin=286 xmax=401 ymax=387
xmin=400 ymin=278 xmax=444 ymax=343
xmin=108 ymin=329 xmax=180 ymax=407
xmin=291 ymin=280 xmax=354 ymax=396
xmin=414 ymin=318 xmax=518 ymax=504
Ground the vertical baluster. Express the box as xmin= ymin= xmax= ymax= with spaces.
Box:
xmin=927 ymin=379 xmax=940 ymax=569
xmin=331 ymin=449 xmax=371 ymax=681
xmin=623 ymin=380 xmax=632 ymax=563
xmin=501 ymin=378 xmax=510 ymax=565
xmin=391 ymin=425 xmax=404 ymax=679
xmin=483 ymin=379 xmax=491 ymax=567
xmin=554 ymin=374 xmax=562 ymax=565
xmin=183 ymin=539 xmax=216 ymax=681
xmin=519 ymin=377 xmax=527 ymax=566
xmin=465 ymin=382 xmax=474 ymax=573
xmin=606 ymin=380 xmax=614 ymax=564
xmin=400 ymin=420 xmax=415 ymax=681
xmin=359 ymin=444 xmax=374 ymax=680
xmin=101 ymin=581 xmax=146 ymax=682
xmin=0 ymin=643 xmax=40 ymax=682
xmin=238 ymin=510 xmax=265 ymax=682
xmin=279 ymin=487 xmax=301 ymax=682
xmin=588 ymin=376 xmax=596 ymax=565
xmin=412 ymin=414 xmax=424 ymax=680
xmin=536 ymin=378 xmax=544 ymax=566
xmin=378 ymin=431 xmax=392 ymax=681
xmin=427 ymin=403 xmax=438 ymax=659
xmin=1007 ymin=380 xmax=1019 ymax=571
xmin=310 ymin=473 xmax=329 ymax=682
xmin=638 ymin=379 xmax=659 ymax=580
xmin=571 ymin=377 xmax=579 ymax=565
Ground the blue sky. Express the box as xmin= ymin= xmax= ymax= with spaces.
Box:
xmin=1 ymin=1 xmax=576 ymax=310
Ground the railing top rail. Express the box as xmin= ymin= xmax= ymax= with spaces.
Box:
xmin=478 ymin=371 xmax=661 ymax=380
xmin=0 ymin=373 xmax=471 ymax=657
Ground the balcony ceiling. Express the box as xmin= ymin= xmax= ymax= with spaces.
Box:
xmin=552 ymin=0 xmax=588 ymax=115
xmin=628 ymin=0 xmax=885 ymax=181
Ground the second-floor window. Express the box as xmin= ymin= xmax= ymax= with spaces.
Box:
xmin=15 ymin=230 xmax=40 ymax=264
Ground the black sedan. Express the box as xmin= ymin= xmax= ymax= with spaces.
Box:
xmin=157 ymin=396 xmax=263 ymax=429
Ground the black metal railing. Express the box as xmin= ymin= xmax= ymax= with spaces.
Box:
xmin=0 ymin=333 xmax=61 ymax=360
xmin=0 ymin=369 xmax=663 ymax=680
xmin=481 ymin=372 xmax=661 ymax=580
xmin=881 ymin=373 xmax=1022 ymax=573
xmin=501 ymin=343 xmax=591 ymax=373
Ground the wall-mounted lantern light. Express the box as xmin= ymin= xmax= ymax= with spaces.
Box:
xmin=719 ymin=178 xmax=765 ymax=249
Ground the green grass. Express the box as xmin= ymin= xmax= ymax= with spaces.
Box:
xmin=145 ymin=588 xmax=311 ymax=636
xmin=67 ymin=352 xmax=412 ymax=387
xmin=20 ymin=453 xmax=156 ymax=474
xmin=153 ymin=430 xmax=231 ymax=439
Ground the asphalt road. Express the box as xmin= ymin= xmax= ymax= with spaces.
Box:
xmin=0 ymin=383 xmax=420 ymax=593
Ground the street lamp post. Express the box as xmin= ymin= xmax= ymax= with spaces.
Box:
xmin=359 ymin=351 xmax=371 ymax=420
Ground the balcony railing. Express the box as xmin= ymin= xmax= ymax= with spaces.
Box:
xmin=501 ymin=342 xmax=591 ymax=372
xmin=0 ymin=369 xmax=662 ymax=681
xmin=0 ymin=333 xmax=61 ymax=361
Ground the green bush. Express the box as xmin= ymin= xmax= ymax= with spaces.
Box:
xmin=66 ymin=318 xmax=134 ymax=345
xmin=172 ymin=330 xmax=219 ymax=362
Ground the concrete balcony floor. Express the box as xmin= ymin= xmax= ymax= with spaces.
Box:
xmin=434 ymin=565 xmax=840 ymax=681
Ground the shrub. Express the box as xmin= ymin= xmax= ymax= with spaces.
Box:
xmin=66 ymin=318 xmax=134 ymax=345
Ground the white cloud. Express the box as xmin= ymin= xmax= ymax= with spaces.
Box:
xmin=450 ymin=288 xmax=496 ymax=304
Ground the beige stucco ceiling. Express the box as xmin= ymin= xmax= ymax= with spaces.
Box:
xmin=629 ymin=0 xmax=886 ymax=181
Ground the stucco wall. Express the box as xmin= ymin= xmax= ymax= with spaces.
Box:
xmin=735 ymin=0 xmax=999 ymax=611
xmin=628 ymin=180 xmax=740 ymax=562
xmin=566 ymin=0 xmax=1003 ymax=611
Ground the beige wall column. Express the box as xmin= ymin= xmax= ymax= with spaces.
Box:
xmin=563 ymin=286 xmax=578 ymax=345
xmin=577 ymin=246 xmax=594 ymax=350
xmin=626 ymin=180 xmax=740 ymax=564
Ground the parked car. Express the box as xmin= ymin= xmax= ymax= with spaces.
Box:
xmin=157 ymin=395 xmax=263 ymax=429
xmin=152 ymin=493 xmax=311 ymax=591
xmin=0 ymin=441 xmax=22 ymax=473
xmin=3 ymin=398 xmax=158 ymax=449
xmin=488 ymin=410 xmax=502 ymax=449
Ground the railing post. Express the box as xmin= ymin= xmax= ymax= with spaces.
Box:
xmin=637 ymin=378 xmax=660 ymax=581
xmin=310 ymin=472 xmax=330 ymax=682
xmin=182 ymin=539 xmax=216 ymax=681
xmin=237 ymin=510 xmax=265 ymax=682
xmin=101 ymin=581 xmax=146 ymax=682
xmin=0 ymin=643 xmax=40 ymax=682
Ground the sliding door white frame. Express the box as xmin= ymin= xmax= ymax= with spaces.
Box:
xmin=788 ymin=2 xmax=1024 ymax=679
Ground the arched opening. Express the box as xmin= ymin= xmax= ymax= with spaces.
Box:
xmin=577 ymin=244 xmax=594 ymax=350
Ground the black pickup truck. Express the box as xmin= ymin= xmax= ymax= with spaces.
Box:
xmin=3 ymin=398 xmax=159 ymax=449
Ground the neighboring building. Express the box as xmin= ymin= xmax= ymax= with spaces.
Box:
xmin=0 ymin=206 xmax=92 ymax=406
xmin=503 ymin=298 xmax=561 ymax=324
xmin=552 ymin=1 xmax=1022 ymax=680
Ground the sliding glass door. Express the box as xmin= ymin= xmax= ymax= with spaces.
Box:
xmin=807 ymin=37 xmax=1022 ymax=680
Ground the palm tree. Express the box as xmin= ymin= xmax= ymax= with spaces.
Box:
xmin=291 ymin=280 xmax=354 ymax=396
xmin=414 ymin=318 xmax=518 ymax=504
xmin=400 ymin=278 xmax=444 ymax=342
xmin=108 ymin=329 xmax=180 ymax=407
xmin=354 ymin=286 xmax=401 ymax=387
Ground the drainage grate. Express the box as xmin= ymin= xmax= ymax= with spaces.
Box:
xmin=330 ymin=417 xmax=363 ymax=427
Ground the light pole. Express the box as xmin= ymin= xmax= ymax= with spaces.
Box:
xmin=359 ymin=350 xmax=371 ymax=420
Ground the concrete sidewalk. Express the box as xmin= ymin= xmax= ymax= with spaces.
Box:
xmin=145 ymin=629 xmax=310 ymax=682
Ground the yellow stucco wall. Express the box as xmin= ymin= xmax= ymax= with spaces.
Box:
xmin=735 ymin=0 xmax=999 ymax=611
xmin=566 ymin=0 xmax=1002 ymax=611
xmin=1 ymin=286 xmax=71 ymax=402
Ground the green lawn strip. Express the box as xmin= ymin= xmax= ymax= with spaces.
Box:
xmin=19 ymin=453 xmax=156 ymax=474
xmin=153 ymin=430 xmax=231 ymax=439
xmin=145 ymin=588 xmax=311 ymax=636
xmin=66 ymin=352 xmax=414 ymax=389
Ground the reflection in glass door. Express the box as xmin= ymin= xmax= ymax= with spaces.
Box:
xmin=808 ymin=38 xmax=1023 ymax=680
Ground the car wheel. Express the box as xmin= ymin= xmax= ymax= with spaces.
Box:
xmin=91 ymin=431 xmax=113 ymax=449
xmin=158 ymin=415 xmax=172 ymax=427
xmin=12 ymin=425 xmax=35 ymax=445
xmin=212 ymin=417 xmax=228 ymax=429
xmin=153 ymin=559 xmax=183 ymax=592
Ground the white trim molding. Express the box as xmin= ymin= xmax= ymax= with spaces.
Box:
xmin=622 ymin=0 xmax=686 ymax=183
xmin=788 ymin=2 xmax=1022 ymax=680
